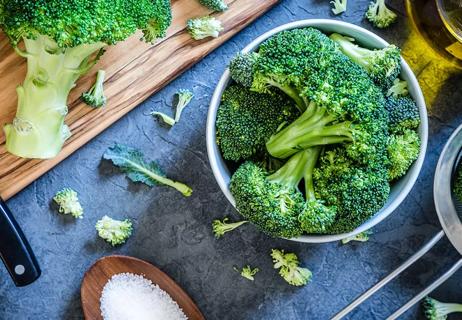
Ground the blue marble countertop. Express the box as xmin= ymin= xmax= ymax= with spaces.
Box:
xmin=1 ymin=0 xmax=462 ymax=319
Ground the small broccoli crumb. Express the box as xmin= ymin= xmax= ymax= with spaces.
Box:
xmin=198 ymin=0 xmax=228 ymax=12
xmin=271 ymin=249 xmax=312 ymax=286
xmin=330 ymin=0 xmax=347 ymax=15
xmin=53 ymin=188 xmax=83 ymax=219
xmin=387 ymin=79 xmax=409 ymax=98
xmin=423 ymin=296 xmax=462 ymax=320
xmin=453 ymin=163 xmax=462 ymax=202
xmin=82 ymin=69 xmax=107 ymax=108
xmin=174 ymin=89 xmax=194 ymax=123
xmin=212 ymin=217 xmax=248 ymax=238
xmin=187 ymin=16 xmax=223 ymax=40
xmin=151 ymin=111 xmax=176 ymax=126
xmin=365 ymin=0 xmax=397 ymax=29
xmin=341 ymin=230 xmax=372 ymax=244
xmin=95 ymin=215 xmax=133 ymax=246
xmin=234 ymin=265 xmax=259 ymax=281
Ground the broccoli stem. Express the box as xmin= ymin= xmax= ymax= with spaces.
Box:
xmin=4 ymin=36 xmax=105 ymax=158
xmin=303 ymin=147 xmax=321 ymax=201
xmin=266 ymin=103 xmax=353 ymax=159
xmin=267 ymin=149 xmax=311 ymax=188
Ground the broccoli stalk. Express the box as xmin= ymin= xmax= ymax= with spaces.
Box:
xmin=341 ymin=230 xmax=372 ymax=244
xmin=174 ymin=89 xmax=194 ymax=123
xmin=198 ymin=0 xmax=228 ymax=12
xmin=366 ymin=0 xmax=398 ymax=29
xmin=0 ymin=0 xmax=172 ymax=159
xmin=423 ymin=297 xmax=462 ymax=320
xmin=82 ymin=69 xmax=107 ymax=108
xmin=53 ymin=188 xmax=84 ymax=219
xmin=95 ymin=215 xmax=133 ymax=246
xmin=330 ymin=33 xmax=401 ymax=90
xmin=212 ymin=218 xmax=248 ymax=238
xmin=271 ymin=249 xmax=312 ymax=286
xmin=331 ymin=0 xmax=347 ymax=15
xmin=187 ymin=16 xmax=224 ymax=40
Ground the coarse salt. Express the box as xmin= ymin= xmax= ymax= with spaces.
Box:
xmin=100 ymin=273 xmax=188 ymax=320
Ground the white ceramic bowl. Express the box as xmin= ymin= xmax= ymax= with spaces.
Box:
xmin=206 ymin=19 xmax=428 ymax=243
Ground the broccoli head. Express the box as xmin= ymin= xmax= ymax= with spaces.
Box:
xmin=387 ymin=129 xmax=420 ymax=181
xmin=198 ymin=0 xmax=228 ymax=12
xmin=0 ymin=0 xmax=172 ymax=158
xmin=366 ymin=0 xmax=398 ymax=29
xmin=423 ymin=296 xmax=462 ymax=320
xmin=187 ymin=16 xmax=223 ymax=40
xmin=229 ymin=52 xmax=259 ymax=88
xmin=82 ymin=69 xmax=107 ymax=108
xmin=330 ymin=33 xmax=401 ymax=91
xmin=53 ymin=188 xmax=84 ymax=219
xmin=216 ymin=84 xmax=298 ymax=161
xmin=95 ymin=215 xmax=133 ymax=246
xmin=385 ymin=95 xmax=420 ymax=133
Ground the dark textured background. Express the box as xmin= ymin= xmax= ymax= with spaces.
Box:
xmin=1 ymin=0 xmax=462 ymax=319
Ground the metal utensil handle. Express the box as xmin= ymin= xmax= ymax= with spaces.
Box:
xmin=332 ymin=230 xmax=445 ymax=320
xmin=387 ymin=258 xmax=462 ymax=319
xmin=0 ymin=198 xmax=40 ymax=286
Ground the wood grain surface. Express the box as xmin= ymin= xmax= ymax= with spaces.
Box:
xmin=0 ymin=0 xmax=279 ymax=200
xmin=81 ymin=255 xmax=205 ymax=320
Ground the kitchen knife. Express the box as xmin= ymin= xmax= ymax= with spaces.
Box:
xmin=0 ymin=198 xmax=40 ymax=287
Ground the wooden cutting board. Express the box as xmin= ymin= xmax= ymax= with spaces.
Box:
xmin=0 ymin=0 xmax=279 ymax=200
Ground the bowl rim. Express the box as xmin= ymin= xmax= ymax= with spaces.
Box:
xmin=206 ymin=19 xmax=428 ymax=243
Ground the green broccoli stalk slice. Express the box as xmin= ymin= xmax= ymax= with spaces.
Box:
xmin=365 ymin=0 xmax=398 ymax=29
xmin=331 ymin=0 xmax=347 ymax=15
xmin=0 ymin=0 xmax=172 ymax=159
xmin=387 ymin=129 xmax=420 ymax=181
xmin=198 ymin=0 xmax=228 ymax=12
xmin=341 ymin=230 xmax=372 ymax=244
xmin=234 ymin=265 xmax=259 ymax=281
xmin=387 ymin=78 xmax=409 ymax=98
xmin=53 ymin=188 xmax=84 ymax=219
xmin=103 ymin=143 xmax=193 ymax=197
xmin=212 ymin=218 xmax=248 ymax=238
xmin=95 ymin=215 xmax=133 ymax=246
xmin=187 ymin=16 xmax=224 ymax=40
xmin=174 ymin=89 xmax=194 ymax=123
xmin=151 ymin=111 xmax=176 ymax=126
xmin=230 ymin=150 xmax=311 ymax=238
xmin=423 ymin=297 xmax=462 ymax=320
xmin=298 ymin=147 xmax=337 ymax=234
xmin=271 ymin=249 xmax=312 ymax=286
xmin=330 ymin=33 xmax=401 ymax=90
xmin=82 ymin=70 xmax=107 ymax=108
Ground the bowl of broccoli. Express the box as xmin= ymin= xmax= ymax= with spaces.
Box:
xmin=206 ymin=19 xmax=428 ymax=243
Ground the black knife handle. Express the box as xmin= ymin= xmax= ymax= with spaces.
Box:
xmin=0 ymin=198 xmax=40 ymax=287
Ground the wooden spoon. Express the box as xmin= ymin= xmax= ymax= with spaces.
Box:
xmin=81 ymin=255 xmax=205 ymax=320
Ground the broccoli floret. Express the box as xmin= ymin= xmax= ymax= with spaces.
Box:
xmin=234 ymin=265 xmax=259 ymax=281
xmin=330 ymin=33 xmax=401 ymax=90
xmin=212 ymin=217 xmax=248 ymax=238
xmin=174 ymin=89 xmax=194 ymax=123
xmin=216 ymin=84 xmax=298 ymax=161
xmin=385 ymin=95 xmax=420 ymax=133
xmin=95 ymin=215 xmax=133 ymax=246
xmin=187 ymin=16 xmax=223 ymax=40
xmin=53 ymin=188 xmax=83 ymax=219
xmin=387 ymin=78 xmax=409 ymax=98
xmin=230 ymin=151 xmax=311 ymax=238
xmin=271 ymin=249 xmax=312 ymax=286
xmin=103 ymin=143 xmax=193 ymax=196
xmin=331 ymin=0 xmax=347 ymax=15
xmin=423 ymin=297 xmax=462 ymax=320
xmin=229 ymin=52 xmax=259 ymax=88
xmin=453 ymin=163 xmax=462 ymax=202
xmin=0 ymin=0 xmax=172 ymax=159
xmin=341 ymin=230 xmax=372 ymax=244
xmin=366 ymin=0 xmax=398 ymax=29
xmin=198 ymin=0 xmax=228 ymax=12
xmin=313 ymin=149 xmax=390 ymax=233
xmin=82 ymin=70 xmax=107 ymax=108
xmin=387 ymin=129 xmax=420 ymax=181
